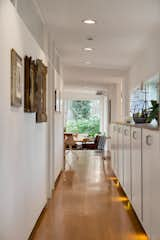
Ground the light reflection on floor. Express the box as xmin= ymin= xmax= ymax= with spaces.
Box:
xmin=127 ymin=233 xmax=148 ymax=240
xmin=31 ymin=150 xmax=149 ymax=240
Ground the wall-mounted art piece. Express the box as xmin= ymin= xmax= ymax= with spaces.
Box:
xmin=55 ymin=89 xmax=60 ymax=112
xmin=35 ymin=59 xmax=47 ymax=123
xmin=24 ymin=56 xmax=36 ymax=112
xmin=108 ymin=99 xmax=111 ymax=123
xmin=59 ymin=90 xmax=63 ymax=113
xmin=11 ymin=49 xmax=22 ymax=107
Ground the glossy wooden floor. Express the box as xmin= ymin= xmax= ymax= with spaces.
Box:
xmin=30 ymin=150 xmax=148 ymax=240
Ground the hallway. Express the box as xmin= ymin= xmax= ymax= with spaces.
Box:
xmin=1 ymin=1 xmax=160 ymax=239
xmin=31 ymin=151 xmax=148 ymax=240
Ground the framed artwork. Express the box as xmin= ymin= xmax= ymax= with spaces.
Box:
xmin=24 ymin=56 xmax=36 ymax=112
xmin=55 ymin=89 xmax=60 ymax=112
xmin=108 ymin=99 xmax=111 ymax=123
xmin=59 ymin=90 xmax=63 ymax=112
xmin=11 ymin=49 xmax=22 ymax=107
xmin=35 ymin=59 xmax=48 ymax=123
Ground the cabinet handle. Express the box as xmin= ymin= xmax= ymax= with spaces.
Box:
xmin=133 ymin=131 xmax=137 ymax=139
xmin=146 ymin=135 xmax=152 ymax=146
xmin=124 ymin=129 xmax=128 ymax=136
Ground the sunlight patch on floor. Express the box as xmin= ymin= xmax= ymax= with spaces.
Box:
xmin=127 ymin=233 xmax=148 ymax=240
xmin=107 ymin=176 xmax=118 ymax=181
xmin=112 ymin=196 xmax=128 ymax=202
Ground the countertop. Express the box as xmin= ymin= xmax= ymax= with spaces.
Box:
xmin=112 ymin=122 xmax=160 ymax=131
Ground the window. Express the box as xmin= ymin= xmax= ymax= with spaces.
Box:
xmin=64 ymin=100 xmax=100 ymax=137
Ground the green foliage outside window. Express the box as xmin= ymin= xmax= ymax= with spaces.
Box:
xmin=66 ymin=100 xmax=100 ymax=136
xmin=71 ymin=100 xmax=91 ymax=120
xmin=66 ymin=117 xmax=100 ymax=137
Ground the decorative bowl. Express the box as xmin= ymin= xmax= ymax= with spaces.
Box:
xmin=133 ymin=116 xmax=147 ymax=124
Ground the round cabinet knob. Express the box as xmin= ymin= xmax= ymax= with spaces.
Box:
xmin=146 ymin=135 xmax=152 ymax=146
xmin=124 ymin=129 xmax=128 ymax=136
xmin=133 ymin=131 xmax=137 ymax=139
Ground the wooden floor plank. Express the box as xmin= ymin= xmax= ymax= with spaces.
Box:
xmin=30 ymin=150 xmax=148 ymax=240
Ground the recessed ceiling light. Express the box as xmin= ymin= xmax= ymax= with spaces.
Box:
xmin=82 ymin=19 xmax=96 ymax=25
xmin=83 ymin=47 xmax=93 ymax=51
xmin=87 ymin=37 xmax=93 ymax=41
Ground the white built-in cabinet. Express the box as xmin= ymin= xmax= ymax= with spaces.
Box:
xmin=111 ymin=124 xmax=119 ymax=176
xmin=142 ymin=129 xmax=160 ymax=240
xmin=123 ymin=126 xmax=131 ymax=201
xmin=117 ymin=125 xmax=124 ymax=186
xmin=131 ymin=127 xmax=142 ymax=221
xmin=111 ymin=123 xmax=160 ymax=240
xmin=111 ymin=124 xmax=116 ymax=172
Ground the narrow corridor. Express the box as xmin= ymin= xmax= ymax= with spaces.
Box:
xmin=31 ymin=151 xmax=148 ymax=240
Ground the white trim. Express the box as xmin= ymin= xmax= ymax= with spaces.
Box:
xmin=32 ymin=0 xmax=47 ymax=24
xmin=10 ymin=0 xmax=17 ymax=8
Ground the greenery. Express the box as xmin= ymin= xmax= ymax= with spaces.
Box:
xmin=147 ymin=100 xmax=159 ymax=124
xmin=66 ymin=100 xmax=100 ymax=136
xmin=71 ymin=100 xmax=91 ymax=120
xmin=66 ymin=116 xmax=100 ymax=137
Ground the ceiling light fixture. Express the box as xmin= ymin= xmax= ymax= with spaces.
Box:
xmin=82 ymin=19 xmax=96 ymax=24
xmin=87 ymin=37 xmax=93 ymax=41
xmin=96 ymin=90 xmax=107 ymax=96
xmin=84 ymin=47 xmax=93 ymax=51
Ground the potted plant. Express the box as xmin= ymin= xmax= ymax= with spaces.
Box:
xmin=133 ymin=107 xmax=148 ymax=124
xmin=147 ymin=100 xmax=159 ymax=125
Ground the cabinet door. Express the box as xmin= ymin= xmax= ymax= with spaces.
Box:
xmin=111 ymin=124 xmax=116 ymax=173
xmin=123 ymin=126 xmax=131 ymax=200
xmin=143 ymin=130 xmax=160 ymax=240
xmin=142 ymin=129 xmax=152 ymax=237
xmin=131 ymin=127 xmax=142 ymax=220
xmin=150 ymin=131 xmax=160 ymax=240
xmin=114 ymin=125 xmax=119 ymax=177
xmin=117 ymin=125 xmax=124 ymax=186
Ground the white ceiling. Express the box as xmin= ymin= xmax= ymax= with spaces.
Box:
xmin=35 ymin=0 xmax=160 ymax=87
xmin=64 ymin=65 xmax=123 ymax=89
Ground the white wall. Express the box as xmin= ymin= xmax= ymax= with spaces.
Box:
xmin=53 ymin=69 xmax=64 ymax=181
xmin=99 ymin=96 xmax=110 ymax=136
xmin=12 ymin=0 xmax=65 ymax=195
xmin=129 ymin=33 xmax=160 ymax=94
xmin=64 ymin=90 xmax=103 ymax=101
xmin=0 ymin=1 xmax=48 ymax=239
xmin=121 ymin=74 xmax=130 ymax=120
xmin=107 ymin=84 xmax=120 ymax=122
xmin=16 ymin=0 xmax=45 ymax=51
